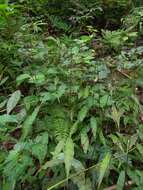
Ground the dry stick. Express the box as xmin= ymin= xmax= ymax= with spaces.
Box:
xmin=104 ymin=180 xmax=134 ymax=190
xmin=116 ymin=69 xmax=132 ymax=79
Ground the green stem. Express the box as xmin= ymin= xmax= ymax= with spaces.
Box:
xmin=47 ymin=163 xmax=99 ymax=190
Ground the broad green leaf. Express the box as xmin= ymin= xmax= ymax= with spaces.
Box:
xmin=78 ymin=87 xmax=90 ymax=99
xmin=42 ymin=153 xmax=64 ymax=170
xmin=128 ymin=134 xmax=138 ymax=150
xmin=109 ymin=134 xmax=119 ymax=144
xmin=64 ymin=137 xmax=74 ymax=177
xmin=0 ymin=99 xmax=7 ymax=109
xmin=72 ymin=159 xmax=86 ymax=189
xmin=4 ymin=153 xmax=33 ymax=180
xmin=137 ymin=144 xmax=143 ymax=157
xmin=73 ymin=177 xmax=91 ymax=190
xmin=78 ymin=106 xmax=88 ymax=122
xmin=52 ymin=140 xmax=65 ymax=158
xmin=21 ymin=106 xmax=40 ymax=140
xmin=29 ymin=73 xmax=45 ymax=84
xmin=80 ymin=35 xmax=92 ymax=42
xmin=111 ymin=106 xmax=123 ymax=130
xmin=5 ymin=143 xmax=24 ymax=163
xmin=31 ymin=133 xmax=48 ymax=164
xmin=56 ymin=84 xmax=66 ymax=98
xmin=0 ymin=76 xmax=8 ymax=86
xmin=81 ymin=129 xmax=89 ymax=154
xmin=7 ymin=90 xmax=21 ymax=114
xmin=138 ymin=124 xmax=143 ymax=140
xmin=2 ymin=179 xmax=16 ymax=190
xmin=117 ymin=171 xmax=125 ymax=190
xmin=99 ymin=130 xmax=106 ymax=145
xmin=40 ymin=92 xmax=54 ymax=103
xmin=109 ymin=134 xmax=124 ymax=151
xmin=0 ymin=114 xmax=17 ymax=124
xmin=24 ymin=95 xmax=39 ymax=110
xmin=100 ymin=95 xmax=112 ymax=108
xmin=70 ymin=121 xmax=79 ymax=137
xmin=16 ymin=74 xmax=30 ymax=86
xmin=72 ymin=159 xmax=85 ymax=171
xmin=90 ymin=117 xmax=97 ymax=139
xmin=98 ymin=153 xmax=111 ymax=189
xmin=127 ymin=169 xmax=141 ymax=186
xmin=16 ymin=108 xmax=26 ymax=123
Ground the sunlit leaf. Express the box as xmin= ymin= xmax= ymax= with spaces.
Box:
xmin=90 ymin=117 xmax=97 ymax=139
xmin=7 ymin=90 xmax=21 ymax=114
xmin=98 ymin=153 xmax=111 ymax=189
xmin=31 ymin=133 xmax=48 ymax=164
xmin=64 ymin=137 xmax=74 ymax=177
xmin=117 ymin=171 xmax=125 ymax=190
xmin=29 ymin=73 xmax=45 ymax=84
xmin=0 ymin=114 xmax=17 ymax=124
xmin=81 ymin=129 xmax=89 ymax=154
xmin=52 ymin=140 xmax=65 ymax=158
xmin=137 ymin=144 xmax=143 ymax=157
xmin=70 ymin=121 xmax=79 ymax=137
xmin=111 ymin=106 xmax=123 ymax=130
xmin=78 ymin=106 xmax=89 ymax=122
xmin=16 ymin=74 xmax=30 ymax=86
xmin=21 ymin=105 xmax=40 ymax=140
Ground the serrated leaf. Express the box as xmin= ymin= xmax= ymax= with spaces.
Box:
xmin=81 ymin=129 xmax=89 ymax=154
xmin=90 ymin=117 xmax=97 ymax=139
xmin=16 ymin=74 xmax=30 ymax=86
xmin=64 ymin=137 xmax=74 ymax=177
xmin=21 ymin=106 xmax=40 ymax=140
xmin=78 ymin=106 xmax=88 ymax=122
xmin=98 ymin=153 xmax=111 ymax=189
xmin=0 ymin=114 xmax=17 ymax=124
xmin=7 ymin=90 xmax=21 ymax=114
xmin=117 ymin=171 xmax=125 ymax=190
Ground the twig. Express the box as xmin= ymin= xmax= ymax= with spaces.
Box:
xmin=116 ymin=69 xmax=132 ymax=79
xmin=104 ymin=180 xmax=134 ymax=190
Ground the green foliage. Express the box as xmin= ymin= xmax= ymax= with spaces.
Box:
xmin=64 ymin=137 xmax=74 ymax=177
xmin=98 ymin=153 xmax=111 ymax=189
xmin=0 ymin=0 xmax=143 ymax=190
xmin=102 ymin=29 xmax=138 ymax=51
xmin=117 ymin=171 xmax=125 ymax=190
xmin=7 ymin=90 xmax=21 ymax=114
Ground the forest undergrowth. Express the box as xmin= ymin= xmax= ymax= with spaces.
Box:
xmin=1 ymin=0 xmax=143 ymax=189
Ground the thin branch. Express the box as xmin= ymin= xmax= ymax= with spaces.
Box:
xmin=116 ymin=69 xmax=132 ymax=79
xmin=104 ymin=180 xmax=134 ymax=190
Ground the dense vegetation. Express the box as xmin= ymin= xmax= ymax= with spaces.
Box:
xmin=1 ymin=0 xmax=143 ymax=189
